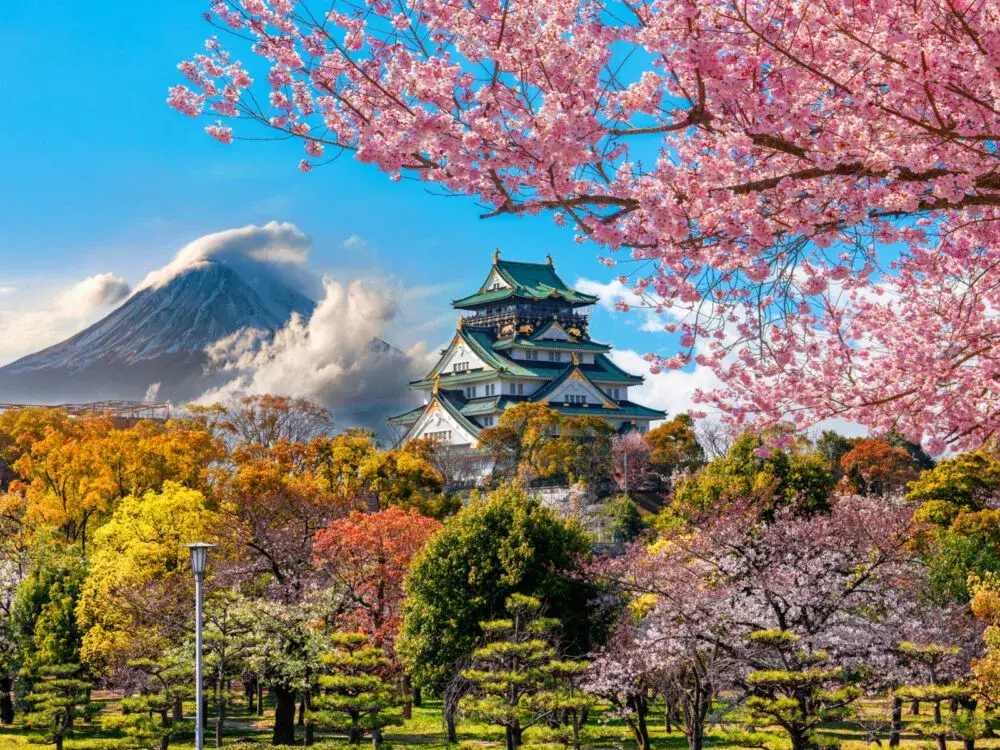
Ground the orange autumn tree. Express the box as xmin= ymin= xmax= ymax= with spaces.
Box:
xmin=4 ymin=411 xmax=219 ymax=549
xmin=838 ymin=438 xmax=920 ymax=497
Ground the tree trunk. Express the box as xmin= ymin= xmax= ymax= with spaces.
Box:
xmin=911 ymin=700 xmax=920 ymax=715
xmin=787 ymin=726 xmax=809 ymax=750
xmin=889 ymin=696 xmax=903 ymax=747
xmin=172 ymin=694 xmax=183 ymax=722
xmin=446 ymin=709 xmax=458 ymax=742
xmin=413 ymin=686 xmax=422 ymax=708
xmin=298 ymin=692 xmax=306 ymax=726
xmin=0 ymin=675 xmax=13 ymax=725
xmin=505 ymin=726 xmax=517 ymax=750
xmin=159 ymin=708 xmax=171 ymax=750
xmin=215 ymin=695 xmax=226 ymax=748
xmin=272 ymin=686 xmax=297 ymax=746
xmin=683 ymin=685 xmax=711 ymax=750
xmin=402 ymin=674 xmax=413 ymax=720
xmin=303 ymin=692 xmax=314 ymax=747
xmin=257 ymin=679 xmax=264 ymax=716
xmin=348 ymin=711 xmax=363 ymax=744
xmin=933 ymin=702 xmax=946 ymax=750
xmin=624 ymin=695 xmax=651 ymax=750
xmin=54 ymin=735 xmax=64 ymax=750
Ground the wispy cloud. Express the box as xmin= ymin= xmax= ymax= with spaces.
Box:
xmin=0 ymin=273 xmax=131 ymax=365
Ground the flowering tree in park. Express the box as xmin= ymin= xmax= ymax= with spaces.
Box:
xmin=171 ymin=1 xmax=1000 ymax=452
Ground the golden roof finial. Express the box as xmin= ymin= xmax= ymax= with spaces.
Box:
xmin=432 ymin=375 xmax=441 ymax=395
xmin=546 ymin=253 xmax=553 ymax=266
xmin=457 ymin=317 xmax=465 ymax=329
xmin=493 ymin=248 xmax=501 ymax=264
xmin=572 ymin=352 xmax=579 ymax=366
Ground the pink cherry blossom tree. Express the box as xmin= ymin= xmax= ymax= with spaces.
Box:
xmin=590 ymin=492 xmax=944 ymax=750
xmin=171 ymin=0 xmax=1000 ymax=452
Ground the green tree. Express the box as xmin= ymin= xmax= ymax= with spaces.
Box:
xmin=11 ymin=550 xmax=86 ymax=681
xmin=460 ymin=595 xmax=593 ymax=750
xmin=673 ymin=432 xmax=832 ymax=517
xmin=244 ymin=599 xmax=323 ymax=746
xmin=743 ymin=630 xmax=860 ymax=750
xmin=908 ymin=451 xmax=1000 ymax=524
xmin=309 ymin=633 xmax=402 ymax=748
xmin=895 ymin=643 xmax=981 ymax=750
xmin=22 ymin=662 xmax=92 ymax=750
xmin=398 ymin=485 xmax=603 ymax=734
xmin=202 ymin=592 xmax=255 ymax=748
xmin=101 ymin=655 xmax=191 ymax=750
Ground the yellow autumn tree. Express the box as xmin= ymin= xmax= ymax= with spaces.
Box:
xmin=76 ymin=482 xmax=221 ymax=675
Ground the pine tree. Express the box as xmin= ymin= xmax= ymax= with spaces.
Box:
xmin=309 ymin=633 xmax=402 ymax=748
xmin=896 ymin=643 xmax=983 ymax=750
xmin=742 ymin=630 xmax=860 ymax=750
xmin=460 ymin=594 xmax=593 ymax=750
xmin=22 ymin=662 xmax=92 ymax=750
xmin=101 ymin=655 xmax=191 ymax=750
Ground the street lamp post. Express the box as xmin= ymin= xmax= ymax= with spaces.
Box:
xmin=186 ymin=542 xmax=215 ymax=750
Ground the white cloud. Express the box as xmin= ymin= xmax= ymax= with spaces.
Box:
xmin=0 ymin=273 xmax=132 ymax=365
xmin=197 ymin=277 xmax=435 ymax=431
xmin=576 ymin=276 xmax=681 ymax=334
xmin=60 ymin=273 xmax=130 ymax=312
xmin=609 ymin=349 xmax=724 ymax=422
xmin=137 ymin=221 xmax=311 ymax=291
xmin=343 ymin=234 xmax=370 ymax=252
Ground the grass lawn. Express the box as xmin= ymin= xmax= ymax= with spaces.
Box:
xmin=0 ymin=694 xmax=995 ymax=750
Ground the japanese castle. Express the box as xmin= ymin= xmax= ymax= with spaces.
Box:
xmin=390 ymin=252 xmax=666 ymax=448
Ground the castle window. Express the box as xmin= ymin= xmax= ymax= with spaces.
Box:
xmin=485 ymin=383 xmax=496 ymax=396
xmin=453 ymin=361 xmax=469 ymax=372
xmin=426 ymin=430 xmax=452 ymax=442
xmin=526 ymin=350 xmax=539 ymax=360
xmin=566 ymin=394 xmax=586 ymax=405
xmin=481 ymin=416 xmax=495 ymax=427
xmin=548 ymin=351 xmax=560 ymax=361
xmin=464 ymin=386 xmax=477 ymax=398
xmin=516 ymin=383 xmax=524 ymax=395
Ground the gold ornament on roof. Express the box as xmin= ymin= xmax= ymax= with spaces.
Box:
xmin=432 ymin=376 xmax=441 ymax=395
xmin=493 ymin=248 xmax=501 ymax=264
xmin=546 ymin=253 xmax=553 ymax=266
xmin=519 ymin=323 xmax=534 ymax=334
xmin=572 ymin=352 xmax=579 ymax=365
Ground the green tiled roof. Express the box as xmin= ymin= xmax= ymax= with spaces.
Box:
xmin=452 ymin=258 xmax=599 ymax=309
xmin=492 ymin=338 xmax=610 ymax=353
xmin=548 ymin=402 xmax=666 ymax=419
xmin=388 ymin=404 xmax=425 ymax=426
xmin=410 ymin=354 xmax=642 ymax=388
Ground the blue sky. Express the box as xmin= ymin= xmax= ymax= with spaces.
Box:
xmin=0 ymin=1 xmax=710 ymax=417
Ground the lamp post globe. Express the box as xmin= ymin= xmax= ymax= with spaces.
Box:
xmin=185 ymin=542 xmax=215 ymax=750
xmin=187 ymin=542 xmax=213 ymax=578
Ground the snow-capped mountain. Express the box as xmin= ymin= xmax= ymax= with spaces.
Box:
xmin=0 ymin=262 xmax=315 ymax=404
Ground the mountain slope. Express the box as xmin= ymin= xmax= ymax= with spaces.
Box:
xmin=0 ymin=263 xmax=315 ymax=404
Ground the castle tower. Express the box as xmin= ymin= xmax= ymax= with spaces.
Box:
xmin=389 ymin=252 xmax=666 ymax=447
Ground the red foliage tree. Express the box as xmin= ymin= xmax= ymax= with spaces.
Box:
xmin=312 ymin=506 xmax=441 ymax=651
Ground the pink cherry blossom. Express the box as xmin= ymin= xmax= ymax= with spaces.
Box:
xmin=205 ymin=122 xmax=233 ymax=144
xmin=170 ymin=0 xmax=1000 ymax=453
